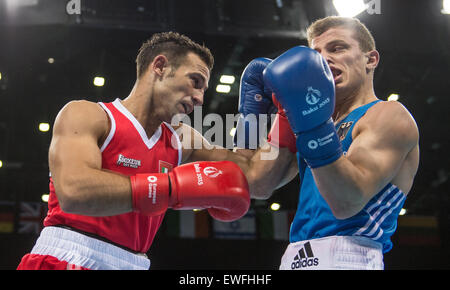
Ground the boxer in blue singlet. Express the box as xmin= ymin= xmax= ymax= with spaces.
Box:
xmin=234 ymin=16 xmax=419 ymax=270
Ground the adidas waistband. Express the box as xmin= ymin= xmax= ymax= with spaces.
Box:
xmin=279 ymin=235 xmax=384 ymax=270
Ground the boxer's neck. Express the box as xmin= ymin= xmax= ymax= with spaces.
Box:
xmin=333 ymin=82 xmax=377 ymax=124
xmin=121 ymin=81 xmax=163 ymax=138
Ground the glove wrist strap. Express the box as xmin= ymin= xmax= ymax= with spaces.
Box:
xmin=130 ymin=173 xmax=170 ymax=216
xmin=296 ymin=118 xmax=343 ymax=168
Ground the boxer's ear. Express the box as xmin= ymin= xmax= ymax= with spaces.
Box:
xmin=152 ymin=55 xmax=169 ymax=77
xmin=365 ymin=50 xmax=379 ymax=73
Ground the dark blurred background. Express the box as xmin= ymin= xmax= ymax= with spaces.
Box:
xmin=0 ymin=0 xmax=449 ymax=270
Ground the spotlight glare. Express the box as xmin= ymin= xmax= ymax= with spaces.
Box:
xmin=333 ymin=0 xmax=367 ymax=17
xmin=388 ymin=94 xmax=399 ymax=101
xmin=39 ymin=123 xmax=50 ymax=132
xmin=443 ymin=0 xmax=450 ymax=14
xmin=41 ymin=194 xmax=49 ymax=203
xmin=216 ymin=84 xmax=231 ymax=93
xmin=219 ymin=75 xmax=235 ymax=84
xmin=270 ymin=203 xmax=281 ymax=211
xmin=229 ymin=127 xmax=237 ymax=137
xmin=93 ymin=77 xmax=105 ymax=87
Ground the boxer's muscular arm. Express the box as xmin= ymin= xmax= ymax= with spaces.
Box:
xmin=233 ymin=147 xmax=299 ymax=200
xmin=49 ymin=101 xmax=132 ymax=216
xmin=312 ymin=101 xmax=419 ymax=219
xmin=175 ymin=123 xmax=298 ymax=200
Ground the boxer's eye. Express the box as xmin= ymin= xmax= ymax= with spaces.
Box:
xmin=193 ymin=77 xmax=200 ymax=88
xmin=332 ymin=46 xmax=345 ymax=52
xmin=189 ymin=73 xmax=207 ymax=91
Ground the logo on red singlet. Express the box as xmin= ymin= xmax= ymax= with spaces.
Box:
xmin=159 ymin=160 xmax=173 ymax=173
xmin=116 ymin=154 xmax=141 ymax=168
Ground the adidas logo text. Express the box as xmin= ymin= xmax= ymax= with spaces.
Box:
xmin=291 ymin=242 xmax=319 ymax=269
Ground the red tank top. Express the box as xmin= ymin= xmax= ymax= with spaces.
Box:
xmin=44 ymin=99 xmax=181 ymax=253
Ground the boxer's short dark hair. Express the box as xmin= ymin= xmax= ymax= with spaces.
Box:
xmin=307 ymin=16 xmax=376 ymax=52
xmin=136 ymin=31 xmax=214 ymax=78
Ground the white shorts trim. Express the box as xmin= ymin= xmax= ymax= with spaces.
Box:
xmin=31 ymin=226 xmax=150 ymax=270
xmin=280 ymin=236 xmax=384 ymax=270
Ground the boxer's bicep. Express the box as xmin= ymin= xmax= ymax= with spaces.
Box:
xmin=312 ymin=102 xmax=418 ymax=219
xmin=49 ymin=101 xmax=109 ymax=204
xmin=346 ymin=102 xmax=419 ymax=196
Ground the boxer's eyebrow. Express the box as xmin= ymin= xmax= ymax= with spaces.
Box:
xmin=313 ymin=39 xmax=349 ymax=53
xmin=325 ymin=39 xmax=349 ymax=49
xmin=189 ymin=72 xmax=209 ymax=91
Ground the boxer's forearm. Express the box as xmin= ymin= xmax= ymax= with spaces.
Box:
xmin=311 ymin=156 xmax=381 ymax=219
xmin=233 ymin=146 xmax=298 ymax=200
xmin=52 ymin=168 xmax=133 ymax=216
xmin=179 ymin=124 xmax=298 ymax=200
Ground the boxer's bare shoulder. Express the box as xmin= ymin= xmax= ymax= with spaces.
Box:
xmin=353 ymin=100 xmax=418 ymax=150
xmin=53 ymin=100 xmax=110 ymax=144
xmin=350 ymin=100 xmax=419 ymax=195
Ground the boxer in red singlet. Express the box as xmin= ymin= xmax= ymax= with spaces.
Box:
xmin=17 ymin=32 xmax=251 ymax=270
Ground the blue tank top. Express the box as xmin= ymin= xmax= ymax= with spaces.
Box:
xmin=290 ymin=100 xmax=406 ymax=253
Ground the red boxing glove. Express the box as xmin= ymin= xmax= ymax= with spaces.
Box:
xmin=268 ymin=93 xmax=297 ymax=153
xmin=130 ymin=173 xmax=170 ymax=216
xmin=131 ymin=161 xmax=250 ymax=222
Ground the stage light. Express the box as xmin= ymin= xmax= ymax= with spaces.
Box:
xmin=388 ymin=94 xmax=399 ymax=101
xmin=442 ymin=0 xmax=450 ymax=14
xmin=219 ymin=75 xmax=235 ymax=84
xmin=216 ymin=84 xmax=231 ymax=93
xmin=5 ymin=0 xmax=38 ymax=13
xmin=270 ymin=203 xmax=281 ymax=211
xmin=39 ymin=123 xmax=50 ymax=132
xmin=93 ymin=77 xmax=105 ymax=87
xmin=41 ymin=194 xmax=49 ymax=203
xmin=399 ymin=208 xmax=407 ymax=216
xmin=229 ymin=127 xmax=236 ymax=137
xmin=0 ymin=160 xmax=3 ymax=168
xmin=333 ymin=0 xmax=367 ymax=17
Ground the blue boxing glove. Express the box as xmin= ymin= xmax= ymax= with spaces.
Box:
xmin=262 ymin=46 xmax=342 ymax=168
xmin=234 ymin=58 xmax=276 ymax=149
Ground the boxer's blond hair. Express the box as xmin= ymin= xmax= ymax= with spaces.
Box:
xmin=307 ymin=16 xmax=376 ymax=52
xmin=136 ymin=31 xmax=214 ymax=78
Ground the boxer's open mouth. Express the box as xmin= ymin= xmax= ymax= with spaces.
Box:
xmin=330 ymin=67 xmax=342 ymax=82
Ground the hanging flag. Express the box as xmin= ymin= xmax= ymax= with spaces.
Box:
xmin=0 ymin=201 xmax=15 ymax=233
xmin=213 ymin=210 xmax=256 ymax=240
xmin=257 ymin=210 xmax=293 ymax=241
xmin=165 ymin=210 xmax=210 ymax=238
xmin=396 ymin=215 xmax=441 ymax=246
xmin=18 ymin=202 xmax=47 ymax=235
